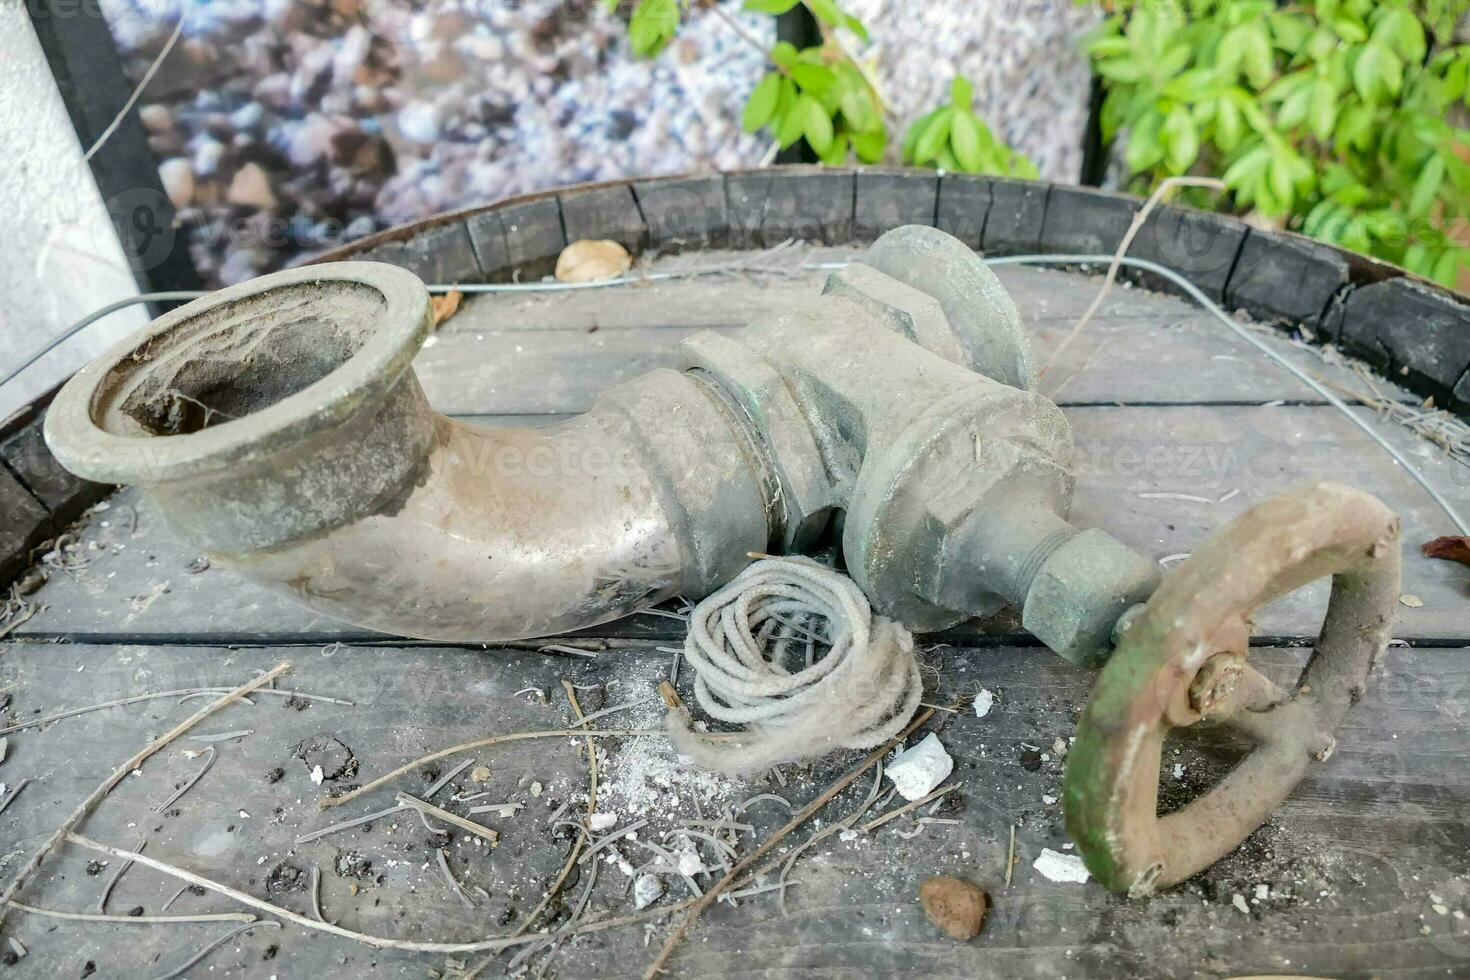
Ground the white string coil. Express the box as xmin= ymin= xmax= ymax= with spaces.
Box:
xmin=667 ymin=557 xmax=923 ymax=775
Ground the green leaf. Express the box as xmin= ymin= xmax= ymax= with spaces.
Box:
xmin=951 ymin=110 xmax=985 ymax=171
xmin=1371 ymin=6 xmax=1426 ymax=64
xmin=1267 ymin=152 xmax=1296 ymax=211
xmin=853 ymin=125 xmax=885 ymax=163
xmin=951 ymin=75 xmax=974 ymax=110
xmin=1216 ymin=94 xmax=1244 ymax=150
xmin=1403 ymin=243 xmax=1431 ymax=275
xmin=1222 ymin=142 xmax=1270 ymax=191
xmin=1242 ymin=23 xmax=1275 ymax=89
xmin=1443 ymin=53 xmax=1469 ymax=102
xmin=770 ymin=41 xmax=799 ymax=68
xmin=790 ymin=62 xmax=837 ymax=96
xmin=1267 ymin=11 xmax=1310 ymax=52
xmin=1308 ymin=79 xmax=1338 ymax=141
xmin=1409 ymin=153 xmax=1446 ymax=218
xmin=1305 ymin=26 xmax=1338 ymax=62
xmin=805 ymin=0 xmax=841 ymax=25
xmin=1330 ymin=16 xmax=1367 ymax=44
xmin=628 ymin=0 xmax=679 ymax=56
xmin=1353 ymin=41 xmax=1402 ymax=102
xmin=902 ymin=108 xmax=937 ymax=162
xmin=1156 ymin=43 xmax=1192 ymax=81
xmin=743 ymin=72 xmax=782 ymax=133
xmin=1335 ymin=99 xmax=1375 ymax=151
xmin=1431 ymin=248 xmax=1464 ymax=287
xmin=1220 ymin=21 xmax=1276 ymax=88
xmin=743 ymin=0 xmax=799 ymax=12
xmin=1010 ymin=153 xmax=1040 ymax=181
xmin=838 ymin=86 xmax=880 ymax=133
xmin=775 ymin=84 xmax=806 ymax=147
xmin=1096 ymin=57 xmax=1148 ymax=83
xmin=802 ymin=96 xmax=834 ymax=155
xmin=1162 ymin=105 xmax=1199 ymax=173
xmin=1087 ymin=36 xmax=1133 ymax=59
xmin=1125 ymin=110 xmax=1166 ymax=172
xmin=1278 ymin=80 xmax=1313 ymax=128
xmin=842 ymin=13 xmax=869 ymax=43
xmin=1162 ymin=68 xmax=1219 ymax=103
xmin=913 ymin=107 xmax=954 ymax=165
xmin=818 ymin=131 xmax=848 ymax=165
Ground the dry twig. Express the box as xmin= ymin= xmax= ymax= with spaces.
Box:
xmin=6 ymin=900 xmax=254 ymax=924
xmin=643 ymin=706 xmax=938 ymax=978
xmin=322 ymin=728 xmax=660 ymax=810
xmin=396 ymin=793 xmax=499 ymax=846
xmin=67 ymin=832 xmax=690 ymax=954
xmin=0 ymin=663 xmax=289 ymax=932
xmin=1041 ymin=176 xmax=1226 ymax=382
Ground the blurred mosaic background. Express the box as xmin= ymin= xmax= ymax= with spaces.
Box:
xmin=101 ymin=0 xmax=1097 ymax=286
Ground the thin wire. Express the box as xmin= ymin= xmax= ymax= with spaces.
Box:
xmin=85 ymin=16 xmax=187 ymax=163
xmin=8 ymin=245 xmax=1463 ymax=534
xmin=0 ymin=292 xmax=201 ymax=394
xmin=0 ymin=245 xmax=801 ymax=394
xmin=984 ymin=253 xmax=1470 ymax=535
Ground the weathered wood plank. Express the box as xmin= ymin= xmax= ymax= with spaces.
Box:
xmin=441 ymin=254 xmax=1185 ymax=333
xmin=419 ymin=311 xmax=1409 ymax=415
xmin=0 ymin=641 xmax=1464 ymax=978
xmin=14 ymin=405 xmax=1467 ymax=644
xmin=425 ymin=268 xmax=1416 ymax=413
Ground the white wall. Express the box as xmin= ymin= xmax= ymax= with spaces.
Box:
xmin=0 ymin=2 xmax=146 ymax=423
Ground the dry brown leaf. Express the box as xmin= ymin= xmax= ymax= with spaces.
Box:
xmin=555 ymin=239 xmax=632 ymax=283
xmin=1422 ymin=535 xmax=1470 ymax=567
xmin=430 ymin=289 xmax=463 ymax=328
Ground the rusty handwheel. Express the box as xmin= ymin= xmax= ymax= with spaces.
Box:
xmin=1062 ymin=483 xmax=1401 ymax=895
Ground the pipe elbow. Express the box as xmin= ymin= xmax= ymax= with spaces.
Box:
xmin=45 ymin=264 xmax=769 ymax=642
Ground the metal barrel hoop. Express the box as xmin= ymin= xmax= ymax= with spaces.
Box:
xmin=1062 ymin=483 xmax=1402 ymax=895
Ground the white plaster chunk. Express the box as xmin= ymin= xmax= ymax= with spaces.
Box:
xmin=1033 ymin=847 xmax=1090 ymax=883
xmin=885 ymin=733 xmax=953 ymax=802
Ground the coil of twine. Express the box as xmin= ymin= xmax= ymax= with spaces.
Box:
xmin=667 ymin=557 xmax=924 ymax=775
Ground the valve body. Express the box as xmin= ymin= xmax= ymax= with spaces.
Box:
xmin=45 ymin=226 xmax=1158 ymax=658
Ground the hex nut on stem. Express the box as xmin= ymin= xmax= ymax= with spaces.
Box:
xmin=1022 ymin=529 xmax=1162 ymax=665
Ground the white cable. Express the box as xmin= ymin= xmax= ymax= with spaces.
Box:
xmin=11 ymin=243 xmax=1464 ymax=535
xmin=667 ymin=557 xmax=923 ymax=775
xmin=0 ymin=244 xmax=803 ymax=394
xmin=84 ymin=15 xmax=186 ymax=163
xmin=983 ymin=253 xmax=1470 ymax=535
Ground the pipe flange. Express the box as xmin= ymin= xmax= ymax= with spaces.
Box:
xmin=45 ymin=262 xmax=432 ymax=486
xmin=45 ymin=263 xmax=436 ymax=553
xmin=860 ymin=224 xmax=1034 ymax=391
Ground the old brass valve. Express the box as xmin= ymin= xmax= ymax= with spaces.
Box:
xmin=43 ymin=225 xmax=1400 ymax=891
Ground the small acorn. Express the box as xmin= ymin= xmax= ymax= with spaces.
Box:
xmin=918 ymin=875 xmax=988 ymax=940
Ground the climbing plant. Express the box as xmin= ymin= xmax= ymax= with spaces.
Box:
xmin=611 ymin=0 xmax=1037 ymax=177
xmin=1085 ymin=0 xmax=1470 ymax=286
